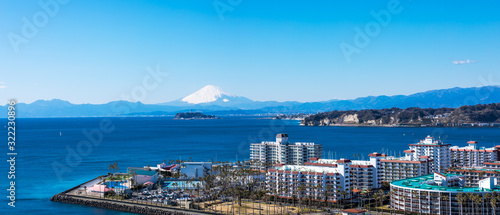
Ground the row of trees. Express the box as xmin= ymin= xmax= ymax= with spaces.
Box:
xmin=457 ymin=192 xmax=500 ymax=215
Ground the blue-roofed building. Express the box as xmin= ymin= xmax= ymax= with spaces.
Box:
xmin=128 ymin=167 xmax=159 ymax=186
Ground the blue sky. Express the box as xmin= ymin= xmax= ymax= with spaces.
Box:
xmin=1 ymin=0 xmax=499 ymax=104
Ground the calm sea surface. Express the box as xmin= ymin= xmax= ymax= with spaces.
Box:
xmin=1 ymin=117 xmax=500 ymax=214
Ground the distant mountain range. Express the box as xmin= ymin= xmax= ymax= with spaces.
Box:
xmin=3 ymin=85 xmax=500 ymax=118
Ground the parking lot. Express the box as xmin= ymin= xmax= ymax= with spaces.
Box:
xmin=127 ymin=182 xmax=212 ymax=207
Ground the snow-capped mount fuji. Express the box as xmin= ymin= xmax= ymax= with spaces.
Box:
xmin=165 ymin=85 xmax=255 ymax=107
xmin=181 ymin=85 xmax=238 ymax=104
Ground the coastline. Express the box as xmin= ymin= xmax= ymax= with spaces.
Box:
xmin=299 ymin=123 xmax=500 ymax=128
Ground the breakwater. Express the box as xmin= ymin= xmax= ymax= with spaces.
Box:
xmin=50 ymin=193 xmax=206 ymax=215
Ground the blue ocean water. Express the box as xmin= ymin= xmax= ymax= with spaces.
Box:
xmin=1 ymin=117 xmax=500 ymax=214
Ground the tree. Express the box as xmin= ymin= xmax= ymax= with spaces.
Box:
xmin=373 ymin=193 xmax=380 ymax=213
xmin=377 ymin=189 xmax=384 ymax=213
xmin=473 ymin=194 xmax=483 ymax=215
xmin=298 ymin=184 xmax=306 ymax=212
xmin=457 ymin=193 xmax=466 ymax=215
xmin=365 ymin=187 xmax=371 ymax=211
xmin=491 ymin=195 xmax=498 ymax=215
xmin=341 ymin=190 xmax=348 ymax=210
xmin=485 ymin=194 xmax=493 ymax=215
xmin=256 ymin=189 xmax=266 ymax=215
xmin=114 ymin=162 xmax=119 ymax=174
xmin=324 ymin=185 xmax=332 ymax=208
xmin=467 ymin=192 xmax=475 ymax=214
xmin=440 ymin=193 xmax=449 ymax=214
xmin=349 ymin=186 xmax=354 ymax=207
xmin=108 ymin=164 xmax=115 ymax=176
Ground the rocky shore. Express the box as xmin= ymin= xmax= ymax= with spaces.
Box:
xmin=50 ymin=193 xmax=208 ymax=215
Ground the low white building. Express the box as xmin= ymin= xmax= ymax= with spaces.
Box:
xmin=479 ymin=177 xmax=498 ymax=190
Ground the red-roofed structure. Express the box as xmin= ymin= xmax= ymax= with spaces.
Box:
xmin=304 ymin=162 xmax=337 ymax=167
xmin=336 ymin=159 xmax=352 ymax=163
xmin=368 ymin=152 xmax=386 ymax=157
xmin=342 ymin=208 xmax=367 ymax=214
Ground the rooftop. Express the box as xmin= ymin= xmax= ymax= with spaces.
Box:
xmin=380 ymin=156 xmax=412 ymax=161
xmin=274 ymin=164 xmax=338 ymax=174
xmin=391 ymin=174 xmax=500 ymax=193
xmin=448 ymin=167 xmax=500 ymax=173
xmin=410 ymin=135 xmax=447 ymax=146
xmin=449 ymin=145 xmax=497 ymax=151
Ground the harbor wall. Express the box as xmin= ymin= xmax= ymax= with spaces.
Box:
xmin=50 ymin=193 xmax=211 ymax=215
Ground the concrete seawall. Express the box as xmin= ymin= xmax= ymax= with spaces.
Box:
xmin=50 ymin=193 xmax=210 ymax=215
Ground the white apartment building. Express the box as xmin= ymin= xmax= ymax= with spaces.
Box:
xmin=266 ymin=156 xmax=385 ymax=203
xmin=450 ymin=141 xmax=499 ymax=167
xmin=266 ymin=160 xmax=350 ymax=202
xmin=406 ymin=135 xmax=451 ymax=173
xmin=307 ymin=156 xmax=383 ymax=190
xmin=379 ymin=154 xmax=433 ymax=182
xmin=250 ymin=134 xmax=322 ymax=168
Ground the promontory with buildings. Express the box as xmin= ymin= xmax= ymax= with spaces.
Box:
xmin=301 ymin=102 xmax=500 ymax=127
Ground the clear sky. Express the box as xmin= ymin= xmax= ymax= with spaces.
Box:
xmin=1 ymin=0 xmax=499 ymax=104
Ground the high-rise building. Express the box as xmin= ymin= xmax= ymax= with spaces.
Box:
xmin=407 ymin=135 xmax=451 ymax=172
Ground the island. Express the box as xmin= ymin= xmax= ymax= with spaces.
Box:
xmin=174 ymin=112 xmax=220 ymax=120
